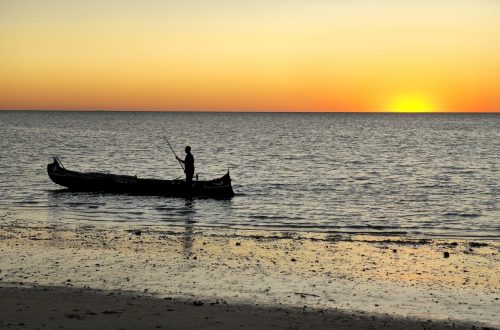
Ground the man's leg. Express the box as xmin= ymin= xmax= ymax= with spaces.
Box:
xmin=185 ymin=174 xmax=193 ymax=198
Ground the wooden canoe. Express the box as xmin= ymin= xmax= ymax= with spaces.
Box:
xmin=47 ymin=157 xmax=234 ymax=199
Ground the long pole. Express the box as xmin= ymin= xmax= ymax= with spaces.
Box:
xmin=163 ymin=135 xmax=185 ymax=171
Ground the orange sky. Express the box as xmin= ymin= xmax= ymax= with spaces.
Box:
xmin=1 ymin=0 xmax=499 ymax=112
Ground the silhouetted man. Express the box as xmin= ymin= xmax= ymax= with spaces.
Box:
xmin=176 ymin=146 xmax=195 ymax=185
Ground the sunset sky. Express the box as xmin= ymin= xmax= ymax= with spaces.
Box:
xmin=1 ymin=0 xmax=499 ymax=112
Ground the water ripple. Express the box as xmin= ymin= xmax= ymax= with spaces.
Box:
xmin=0 ymin=112 xmax=499 ymax=239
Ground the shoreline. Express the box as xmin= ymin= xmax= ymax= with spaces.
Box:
xmin=0 ymin=221 xmax=498 ymax=328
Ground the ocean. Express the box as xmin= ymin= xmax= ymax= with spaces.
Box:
xmin=0 ymin=111 xmax=498 ymax=239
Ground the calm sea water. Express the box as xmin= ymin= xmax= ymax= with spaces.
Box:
xmin=0 ymin=111 xmax=498 ymax=239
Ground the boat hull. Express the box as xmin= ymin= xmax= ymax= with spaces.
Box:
xmin=47 ymin=158 xmax=234 ymax=199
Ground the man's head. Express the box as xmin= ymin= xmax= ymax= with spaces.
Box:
xmin=185 ymin=146 xmax=191 ymax=153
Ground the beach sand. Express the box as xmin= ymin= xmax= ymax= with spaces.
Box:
xmin=0 ymin=285 xmax=488 ymax=330
xmin=0 ymin=221 xmax=498 ymax=329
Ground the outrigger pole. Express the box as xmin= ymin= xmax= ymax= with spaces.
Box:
xmin=163 ymin=135 xmax=185 ymax=172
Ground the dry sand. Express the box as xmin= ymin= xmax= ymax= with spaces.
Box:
xmin=0 ymin=285 xmax=488 ymax=330
xmin=0 ymin=221 xmax=498 ymax=329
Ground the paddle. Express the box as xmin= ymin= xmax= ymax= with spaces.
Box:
xmin=163 ymin=135 xmax=185 ymax=172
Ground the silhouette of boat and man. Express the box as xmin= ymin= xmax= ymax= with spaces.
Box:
xmin=47 ymin=141 xmax=234 ymax=199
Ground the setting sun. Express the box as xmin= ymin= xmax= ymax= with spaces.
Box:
xmin=387 ymin=94 xmax=438 ymax=113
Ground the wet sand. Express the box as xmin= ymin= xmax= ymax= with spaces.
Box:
xmin=0 ymin=222 xmax=498 ymax=329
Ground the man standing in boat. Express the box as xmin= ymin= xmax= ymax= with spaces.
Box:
xmin=176 ymin=146 xmax=195 ymax=185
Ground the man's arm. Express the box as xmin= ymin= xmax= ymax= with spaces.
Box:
xmin=176 ymin=156 xmax=185 ymax=164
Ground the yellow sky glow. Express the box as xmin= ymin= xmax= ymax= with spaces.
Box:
xmin=1 ymin=0 xmax=499 ymax=112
